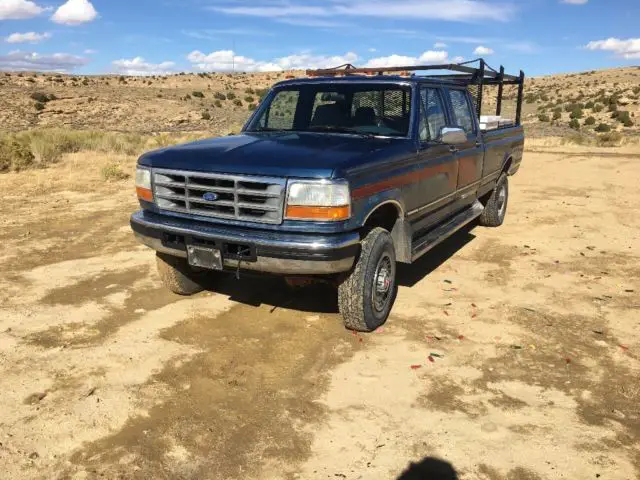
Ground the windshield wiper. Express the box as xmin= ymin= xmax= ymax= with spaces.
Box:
xmin=250 ymin=127 xmax=291 ymax=133
xmin=307 ymin=126 xmax=375 ymax=138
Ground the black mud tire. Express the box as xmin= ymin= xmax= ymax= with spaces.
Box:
xmin=479 ymin=174 xmax=509 ymax=227
xmin=156 ymin=252 xmax=204 ymax=295
xmin=338 ymin=227 xmax=397 ymax=332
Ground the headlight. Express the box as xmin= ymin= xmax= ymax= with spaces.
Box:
xmin=135 ymin=167 xmax=153 ymax=202
xmin=285 ymin=180 xmax=351 ymax=221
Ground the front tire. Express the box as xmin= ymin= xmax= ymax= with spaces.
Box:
xmin=479 ymin=174 xmax=509 ymax=227
xmin=156 ymin=252 xmax=204 ymax=295
xmin=338 ymin=228 xmax=397 ymax=332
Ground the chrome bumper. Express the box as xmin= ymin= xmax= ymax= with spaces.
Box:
xmin=130 ymin=210 xmax=359 ymax=275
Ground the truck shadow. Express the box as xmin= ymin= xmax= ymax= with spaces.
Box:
xmin=200 ymin=225 xmax=476 ymax=315
xmin=396 ymin=224 xmax=477 ymax=288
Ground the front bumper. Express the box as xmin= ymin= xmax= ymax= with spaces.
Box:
xmin=130 ymin=210 xmax=360 ymax=275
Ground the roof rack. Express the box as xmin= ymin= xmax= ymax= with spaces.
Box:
xmin=306 ymin=58 xmax=526 ymax=124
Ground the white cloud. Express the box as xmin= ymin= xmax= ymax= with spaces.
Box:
xmin=364 ymin=50 xmax=452 ymax=68
xmin=473 ymin=45 xmax=495 ymax=55
xmin=6 ymin=32 xmax=51 ymax=44
xmin=213 ymin=0 xmax=515 ymax=23
xmin=0 ymin=50 xmax=89 ymax=72
xmin=561 ymin=0 xmax=588 ymax=4
xmin=51 ymin=0 xmax=97 ymax=25
xmin=436 ymin=35 xmax=496 ymax=44
xmin=0 ymin=0 xmax=45 ymax=19
xmin=112 ymin=57 xmax=176 ymax=76
xmin=187 ymin=50 xmax=359 ymax=72
xmin=585 ymin=37 xmax=640 ymax=59
xmin=434 ymin=42 xmax=447 ymax=48
xmin=84 ymin=48 xmax=97 ymax=54
xmin=368 ymin=48 xmax=377 ymax=53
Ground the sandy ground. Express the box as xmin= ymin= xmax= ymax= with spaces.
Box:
xmin=0 ymin=144 xmax=639 ymax=480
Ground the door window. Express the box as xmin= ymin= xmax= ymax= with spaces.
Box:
xmin=448 ymin=89 xmax=475 ymax=134
xmin=419 ymin=88 xmax=447 ymax=142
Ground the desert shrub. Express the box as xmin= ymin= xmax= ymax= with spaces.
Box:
xmin=30 ymin=92 xmax=50 ymax=103
xmin=633 ymin=86 xmax=640 ymax=95
xmin=192 ymin=91 xmax=205 ymax=98
xmin=184 ymin=93 xmax=191 ymax=100
xmin=34 ymin=102 xmax=45 ymax=111
xmin=538 ymin=113 xmax=550 ymax=122
xmin=214 ymin=92 xmax=226 ymax=101
xmin=226 ymin=92 xmax=236 ymax=100
xmin=569 ymin=119 xmax=580 ymax=130
xmin=584 ymin=101 xmax=594 ymax=109
xmin=569 ymin=108 xmax=583 ymax=119
xmin=0 ymin=135 xmax=35 ymax=172
xmin=594 ymin=123 xmax=611 ymax=132
xmin=245 ymin=88 xmax=255 ymax=94
xmin=592 ymin=104 xmax=603 ymax=113
xmin=248 ymin=103 xmax=258 ymax=111
xmin=614 ymin=111 xmax=631 ymax=124
xmin=233 ymin=99 xmax=243 ymax=107
xmin=26 ymin=77 xmax=35 ymax=83
xmin=552 ymin=110 xmax=562 ymax=120
xmin=214 ymin=100 xmax=222 ymax=108
xmin=584 ymin=116 xmax=596 ymax=126
xmin=597 ymin=131 xmax=623 ymax=147
xmin=101 ymin=164 xmax=130 ymax=182
xmin=201 ymin=111 xmax=211 ymax=120
xmin=82 ymin=79 xmax=89 ymax=86
xmin=244 ymin=95 xmax=254 ymax=103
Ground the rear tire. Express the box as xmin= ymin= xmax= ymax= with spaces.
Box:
xmin=338 ymin=228 xmax=397 ymax=332
xmin=479 ymin=174 xmax=509 ymax=227
xmin=156 ymin=252 xmax=204 ymax=295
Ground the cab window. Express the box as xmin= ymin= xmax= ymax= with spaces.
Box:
xmin=419 ymin=87 xmax=447 ymax=142
xmin=448 ymin=89 xmax=475 ymax=134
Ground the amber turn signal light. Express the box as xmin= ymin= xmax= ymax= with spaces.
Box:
xmin=136 ymin=186 xmax=153 ymax=202
xmin=285 ymin=205 xmax=350 ymax=221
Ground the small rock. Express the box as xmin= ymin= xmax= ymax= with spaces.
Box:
xmin=29 ymin=452 xmax=39 ymax=460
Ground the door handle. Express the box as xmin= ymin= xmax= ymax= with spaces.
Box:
xmin=475 ymin=141 xmax=482 ymax=148
xmin=449 ymin=146 xmax=458 ymax=153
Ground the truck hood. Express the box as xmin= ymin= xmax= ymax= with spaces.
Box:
xmin=138 ymin=132 xmax=401 ymax=178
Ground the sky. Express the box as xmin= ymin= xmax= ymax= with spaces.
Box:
xmin=0 ymin=0 xmax=639 ymax=77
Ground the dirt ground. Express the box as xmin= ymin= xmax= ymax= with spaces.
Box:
xmin=0 ymin=141 xmax=639 ymax=480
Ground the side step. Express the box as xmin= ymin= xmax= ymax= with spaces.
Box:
xmin=411 ymin=200 xmax=484 ymax=262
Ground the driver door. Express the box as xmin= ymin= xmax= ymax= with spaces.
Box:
xmin=408 ymin=86 xmax=459 ymax=230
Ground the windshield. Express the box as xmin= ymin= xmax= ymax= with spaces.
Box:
xmin=245 ymin=83 xmax=412 ymax=137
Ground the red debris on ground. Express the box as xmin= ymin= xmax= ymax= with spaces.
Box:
xmin=457 ymin=335 xmax=465 ymax=340
xmin=443 ymin=310 xmax=449 ymax=316
xmin=565 ymin=358 xmax=571 ymax=364
xmin=428 ymin=356 xmax=435 ymax=363
xmin=619 ymin=344 xmax=629 ymax=352
xmin=410 ymin=365 xmax=422 ymax=370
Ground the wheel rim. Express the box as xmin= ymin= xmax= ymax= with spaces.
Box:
xmin=372 ymin=253 xmax=393 ymax=313
xmin=497 ymin=183 xmax=507 ymax=218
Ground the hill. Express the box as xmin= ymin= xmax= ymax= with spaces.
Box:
xmin=0 ymin=66 xmax=638 ymax=139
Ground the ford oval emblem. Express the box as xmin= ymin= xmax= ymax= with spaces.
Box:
xmin=202 ymin=192 xmax=219 ymax=202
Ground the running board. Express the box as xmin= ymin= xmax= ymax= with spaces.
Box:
xmin=411 ymin=200 xmax=484 ymax=262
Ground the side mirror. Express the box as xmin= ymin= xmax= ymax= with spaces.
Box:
xmin=440 ymin=127 xmax=467 ymax=145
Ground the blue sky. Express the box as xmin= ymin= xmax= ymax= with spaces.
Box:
xmin=0 ymin=0 xmax=638 ymax=76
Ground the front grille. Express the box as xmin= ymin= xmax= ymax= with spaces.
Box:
xmin=152 ymin=169 xmax=286 ymax=224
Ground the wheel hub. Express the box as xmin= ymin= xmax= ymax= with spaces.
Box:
xmin=372 ymin=254 xmax=393 ymax=312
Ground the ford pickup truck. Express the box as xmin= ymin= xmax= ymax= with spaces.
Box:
xmin=130 ymin=59 xmax=525 ymax=332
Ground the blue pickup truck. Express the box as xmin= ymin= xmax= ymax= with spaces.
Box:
xmin=131 ymin=59 xmax=525 ymax=332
